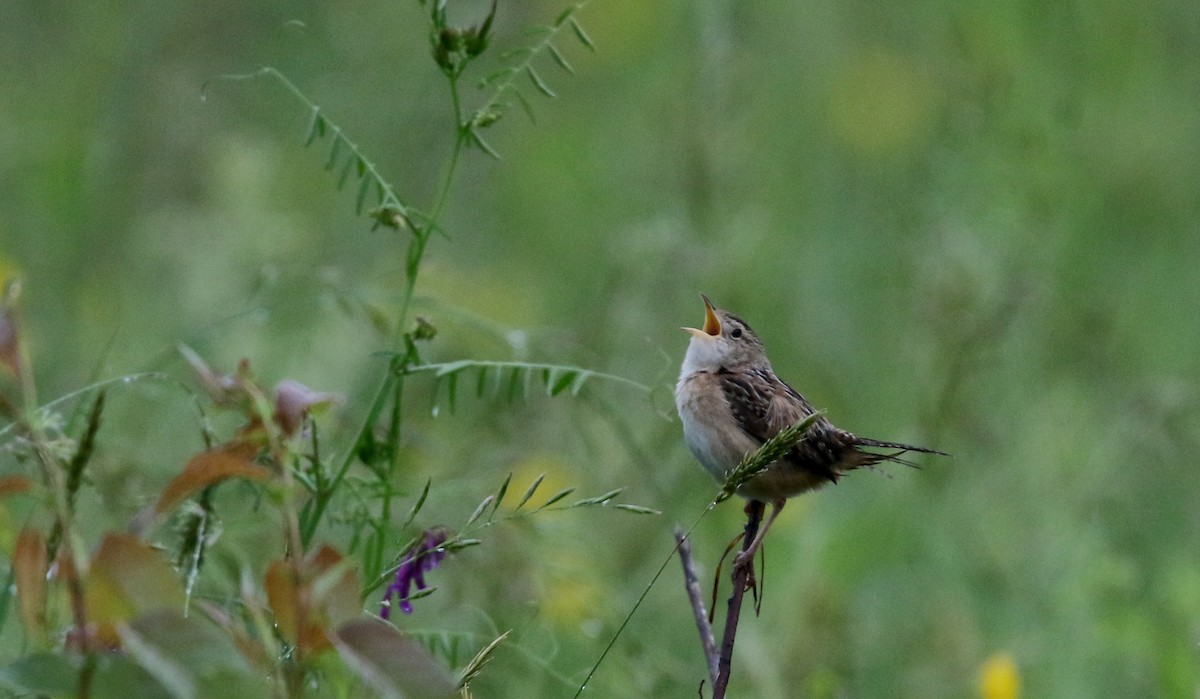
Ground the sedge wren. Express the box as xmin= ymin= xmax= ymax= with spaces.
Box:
xmin=675 ymin=294 xmax=946 ymax=567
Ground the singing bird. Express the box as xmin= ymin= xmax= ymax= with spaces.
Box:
xmin=675 ymin=294 xmax=946 ymax=567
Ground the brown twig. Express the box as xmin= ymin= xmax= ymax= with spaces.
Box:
xmin=712 ymin=500 xmax=764 ymax=699
xmin=675 ymin=526 xmax=719 ymax=687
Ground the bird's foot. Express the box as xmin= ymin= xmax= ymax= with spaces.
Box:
xmin=732 ymin=550 xmax=755 ymax=573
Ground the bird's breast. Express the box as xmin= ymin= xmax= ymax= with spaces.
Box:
xmin=676 ymin=370 xmax=836 ymax=500
xmin=675 ymin=371 xmax=758 ymax=481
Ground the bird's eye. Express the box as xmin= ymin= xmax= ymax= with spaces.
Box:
xmin=730 ymin=328 xmax=743 ymax=339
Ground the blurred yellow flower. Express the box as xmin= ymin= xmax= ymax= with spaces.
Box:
xmin=826 ymin=47 xmax=939 ymax=156
xmin=541 ymin=567 xmax=601 ymax=628
xmin=978 ymin=652 xmax=1021 ymax=699
xmin=0 ymin=254 xmax=18 ymax=287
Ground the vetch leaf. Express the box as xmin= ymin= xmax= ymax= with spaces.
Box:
xmin=513 ymin=89 xmax=537 ymax=124
xmin=303 ymin=107 xmax=324 ymax=146
xmin=337 ymin=153 xmax=356 ymax=190
xmin=445 ymin=371 xmax=458 ymax=413
xmin=333 ymin=618 xmax=458 ymax=699
xmin=526 ymin=65 xmax=557 ymax=98
xmin=475 ymin=366 xmax=488 ymax=397
xmin=548 ymin=369 xmax=577 ymax=396
xmin=324 ymin=134 xmax=342 ymax=171
xmin=468 ymin=128 xmax=501 ymax=159
xmin=356 ymin=170 xmax=372 ymax=214
xmin=570 ymin=18 xmax=595 ymax=51
xmin=549 ymin=44 xmax=574 ymax=74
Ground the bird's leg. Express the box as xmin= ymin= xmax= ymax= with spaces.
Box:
xmin=733 ymin=499 xmax=784 ymax=571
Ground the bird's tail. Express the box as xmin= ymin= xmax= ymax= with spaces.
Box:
xmin=854 ymin=436 xmax=949 ymax=469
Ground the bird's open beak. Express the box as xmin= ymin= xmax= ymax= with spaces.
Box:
xmin=682 ymin=293 xmax=722 ymax=339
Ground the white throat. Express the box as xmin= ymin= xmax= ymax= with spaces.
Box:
xmin=680 ymin=336 xmax=723 ymax=376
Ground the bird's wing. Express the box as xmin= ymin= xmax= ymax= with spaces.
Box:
xmin=718 ymin=368 xmax=846 ymax=482
xmin=719 ymin=369 xmax=828 ymax=440
xmin=717 ymin=368 xmax=786 ymax=446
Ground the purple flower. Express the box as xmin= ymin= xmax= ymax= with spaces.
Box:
xmin=380 ymin=527 xmax=449 ymax=619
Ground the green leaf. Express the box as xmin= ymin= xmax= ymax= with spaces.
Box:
xmin=355 ymin=171 xmax=372 ymax=214
xmin=468 ymin=128 xmax=502 ymax=159
xmin=569 ymin=371 xmax=590 ymax=396
xmin=526 ymin=65 xmax=557 ymax=98
xmin=512 ymin=89 xmax=538 ymax=124
xmin=304 ymin=108 xmax=324 ymax=146
xmin=547 ymin=369 xmax=577 ymax=396
xmin=481 ymin=67 xmax=520 ymax=86
xmin=444 ymin=371 xmax=458 ymax=413
xmin=549 ymin=44 xmax=575 ymax=74
xmin=570 ymin=18 xmax=595 ymax=51
xmin=324 ymin=134 xmax=342 ymax=171
xmin=506 ymin=367 xmax=522 ymax=402
xmin=337 ymin=153 xmax=357 ymax=190
xmin=0 ymin=652 xmax=79 ymax=696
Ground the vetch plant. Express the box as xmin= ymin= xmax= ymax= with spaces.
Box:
xmin=0 ymin=3 xmax=673 ymax=697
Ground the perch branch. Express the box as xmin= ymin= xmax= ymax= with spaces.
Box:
xmin=676 ymin=526 xmax=719 ymax=687
xmin=712 ymin=500 xmax=764 ymax=699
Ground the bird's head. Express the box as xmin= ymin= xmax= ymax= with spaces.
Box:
xmin=680 ymin=294 xmax=769 ymax=373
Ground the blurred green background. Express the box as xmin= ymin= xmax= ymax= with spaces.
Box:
xmin=3 ymin=0 xmax=1200 ymax=696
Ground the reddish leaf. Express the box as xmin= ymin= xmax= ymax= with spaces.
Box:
xmin=0 ymin=474 xmax=31 ymax=497
xmin=264 ymin=559 xmax=304 ymax=651
xmin=154 ymin=442 xmax=270 ymax=515
xmin=307 ymin=545 xmax=361 ymax=631
xmin=85 ymin=533 xmax=185 ymax=639
xmin=265 ymin=545 xmax=360 ymax=659
xmin=332 ymin=618 xmax=458 ymax=699
xmin=0 ymin=281 xmax=20 ymax=379
xmin=13 ymin=526 xmax=48 ymax=643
